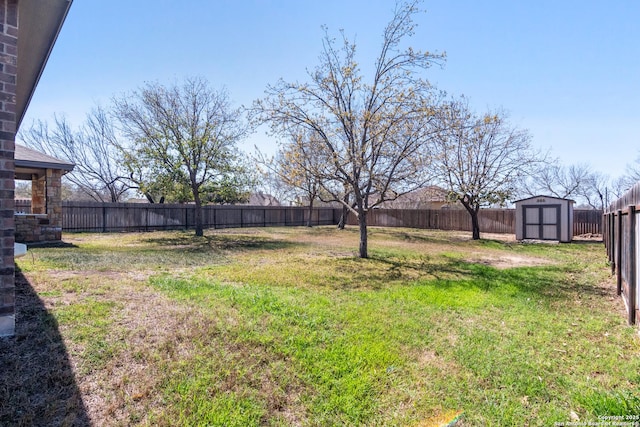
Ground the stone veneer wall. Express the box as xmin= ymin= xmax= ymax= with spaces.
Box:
xmin=15 ymin=214 xmax=60 ymax=242
xmin=45 ymin=169 xmax=62 ymax=228
xmin=0 ymin=0 xmax=17 ymax=337
xmin=31 ymin=173 xmax=45 ymax=214
xmin=14 ymin=169 xmax=64 ymax=243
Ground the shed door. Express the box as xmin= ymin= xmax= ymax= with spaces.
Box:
xmin=523 ymin=205 xmax=561 ymax=240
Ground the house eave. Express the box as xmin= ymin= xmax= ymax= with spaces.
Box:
xmin=15 ymin=159 xmax=74 ymax=171
xmin=14 ymin=143 xmax=75 ymax=179
xmin=16 ymin=0 xmax=73 ymax=130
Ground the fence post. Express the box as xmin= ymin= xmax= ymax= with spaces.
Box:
xmin=616 ymin=209 xmax=623 ymax=296
xmin=609 ymin=212 xmax=616 ymax=268
xmin=628 ymin=205 xmax=636 ymax=324
xmin=604 ymin=213 xmax=610 ymax=261
xmin=102 ymin=204 xmax=107 ymax=233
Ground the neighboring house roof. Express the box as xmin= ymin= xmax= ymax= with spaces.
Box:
xmin=411 ymin=185 xmax=451 ymax=202
xmin=15 ymin=143 xmax=74 ymax=179
xmin=247 ymin=192 xmax=280 ymax=206
xmin=379 ymin=185 xmax=457 ymax=209
xmin=16 ymin=0 xmax=73 ymax=130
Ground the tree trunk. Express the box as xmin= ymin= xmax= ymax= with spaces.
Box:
xmin=337 ymin=193 xmax=350 ymax=230
xmin=466 ymin=207 xmax=480 ymax=240
xmin=460 ymin=197 xmax=481 ymax=240
xmin=471 ymin=211 xmax=480 ymax=240
xmin=358 ymin=208 xmax=368 ymax=258
xmin=193 ymin=189 xmax=204 ymax=237
xmin=307 ymin=198 xmax=314 ymax=227
xmin=338 ymin=205 xmax=347 ymax=229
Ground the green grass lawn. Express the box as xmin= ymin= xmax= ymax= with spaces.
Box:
xmin=9 ymin=227 xmax=640 ymax=426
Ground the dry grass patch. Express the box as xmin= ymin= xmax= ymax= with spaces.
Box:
xmin=467 ymin=253 xmax=554 ymax=269
xmin=3 ymin=227 xmax=639 ymax=426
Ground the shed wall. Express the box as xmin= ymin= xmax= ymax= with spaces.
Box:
xmin=515 ymin=197 xmax=573 ymax=242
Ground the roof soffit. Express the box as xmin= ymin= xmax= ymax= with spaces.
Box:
xmin=16 ymin=0 xmax=73 ymax=130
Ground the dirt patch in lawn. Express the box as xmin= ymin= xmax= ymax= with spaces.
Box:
xmin=469 ymin=253 xmax=554 ymax=269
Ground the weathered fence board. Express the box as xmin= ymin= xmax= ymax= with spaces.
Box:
xmin=15 ymin=200 xmax=602 ymax=236
xmin=573 ymin=209 xmax=603 ymax=235
xmin=604 ymin=181 xmax=640 ymax=327
xmin=346 ymin=208 xmax=601 ymax=236
xmin=57 ymin=202 xmax=338 ymax=232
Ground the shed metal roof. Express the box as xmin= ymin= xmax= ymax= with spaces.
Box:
xmin=514 ymin=195 xmax=575 ymax=204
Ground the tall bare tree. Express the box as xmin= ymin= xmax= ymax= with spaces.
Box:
xmin=114 ymin=76 xmax=249 ymax=236
xmin=618 ymin=152 xmax=640 ymax=193
xmin=525 ymin=162 xmax=592 ymax=200
xmin=253 ymin=161 xmax=295 ymax=206
xmin=580 ymin=171 xmax=610 ymax=210
xmin=19 ymin=107 xmax=132 ymax=202
xmin=256 ymin=129 xmax=329 ymax=226
xmin=253 ymin=0 xmax=443 ymax=257
xmin=521 ymin=162 xmax=616 ymax=209
xmin=433 ymin=97 xmax=542 ymax=240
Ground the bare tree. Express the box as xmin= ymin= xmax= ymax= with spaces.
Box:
xmin=580 ymin=171 xmax=610 ymax=210
xmin=253 ymin=0 xmax=443 ymax=257
xmin=18 ymin=107 xmax=132 ymax=202
xmin=253 ymin=161 xmax=296 ymax=206
xmin=433 ymin=97 xmax=542 ymax=240
xmin=617 ymin=152 xmax=640 ymax=193
xmin=525 ymin=162 xmax=592 ymax=200
xmin=611 ymin=175 xmax=632 ymax=203
xmin=257 ymin=129 xmax=331 ymax=226
xmin=114 ymin=76 xmax=250 ymax=237
xmin=522 ymin=162 xmax=617 ymax=209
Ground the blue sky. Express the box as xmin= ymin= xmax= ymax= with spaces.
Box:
xmin=21 ymin=0 xmax=639 ymax=179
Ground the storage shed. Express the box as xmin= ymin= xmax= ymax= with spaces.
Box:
xmin=515 ymin=195 xmax=574 ymax=242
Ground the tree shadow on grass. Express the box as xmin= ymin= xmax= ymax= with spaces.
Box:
xmin=0 ymin=267 xmax=90 ymax=426
xmin=25 ymin=241 xmax=80 ymax=249
xmin=142 ymin=233 xmax=299 ymax=253
xmin=439 ymin=259 xmax=613 ymax=301
xmin=343 ymin=253 xmax=610 ymax=304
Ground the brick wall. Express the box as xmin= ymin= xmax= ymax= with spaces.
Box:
xmin=0 ymin=0 xmax=16 ymax=337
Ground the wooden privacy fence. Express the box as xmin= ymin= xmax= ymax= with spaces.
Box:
xmin=573 ymin=209 xmax=604 ymax=235
xmin=15 ymin=200 xmax=602 ymax=235
xmin=604 ymin=182 xmax=640 ymax=326
xmin=14 ymin=199 xmax=31 ymax=213
xmin=60 ymin=202 xmax=338 ymax=232
xmin=347 ymin=208 xmax=602 ymax=236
